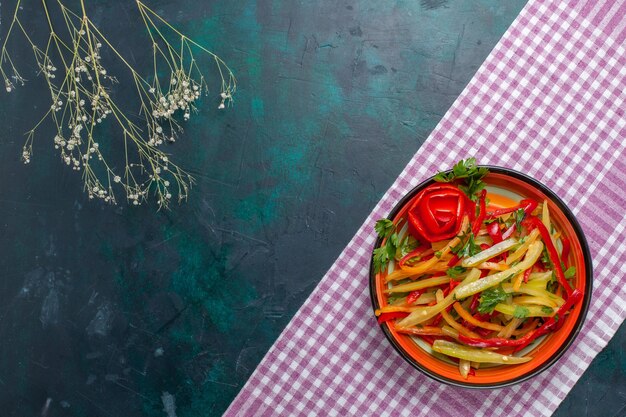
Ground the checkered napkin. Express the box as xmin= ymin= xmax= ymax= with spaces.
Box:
xmin=225 ymin=1 xmax=626 ymax=416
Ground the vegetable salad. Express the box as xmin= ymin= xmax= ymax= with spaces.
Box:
xmin=374 ymin=159 xmax=582 ymax=379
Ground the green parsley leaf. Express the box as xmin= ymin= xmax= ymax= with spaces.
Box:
xmin=446 ymin=266 xmax=467 ymax=278
xmin=375 ymin=219 xmax=395 ymax=238
xmin=477 ymin=286 xmax=508 ymax=314
xmin=564 ymin=266 xmax=576 ymax=279
xmin=433 ymin=158 xmax=489 ymax=201
xmin=434 ymin=251 xmax=442 ymax=258
xmin=373 ymin=218 xmax=424 ymax=272
xmin=514 ymin=208 xmax=525 ymax=234
xmin=433 ymin=172 xmax=450 ymax=182
xmin=453 ymin=158 xmax=469 ymax=177
xmin=388 ymin=233 xmax=399 ymax=248
xmin=513 ymin=306 xmax=530 ymax=319
xmin=554 ymin=314 xmax=560 ymax=322
xmin=373 ymin=246 xmax=390 ymax=274
xmin=452 ymin=232 xmax=481 ymax=258
xmin=458 ymin=177 xmax=487 ymax=201
xmin=541 ymin=306 xmax=554 ymax=314
xmin=373 ymin=219 xmax=405 ymax=273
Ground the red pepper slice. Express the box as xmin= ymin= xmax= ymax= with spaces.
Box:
xmin=523 ymin=216 xmax=573 ymax=298
xmin=406 ymin=290 xmax=424 ymax=305
xmin=449 ymin=280 xmax=461 ymax=291
xmin=469 ymin=293 xmax=480 ymax=313
xmin=475 ymin=327 xmax=493 ymax=337
xmin=420 ymin=335 xmax=436 ymax=345
xmin=522 ymin=268 xmax=532 ymax=283
xmin=377 ymin=312 xmax=410 ymax=324
xmin=486 ymin=199 xmax=538 ymax=219
xmin=447 ymin=254 xmax=460 ymax=267
xmin=467 ymin=199 xmax=477 ymax=223
xmin=407 ymin=184 xmax=467 ymax=242
xmin=471 ymin=190 xmax=487 ymax=236
xmin=398 ymin=244 xmax=431 ymax=268
xmin=561 ymin=236 xmax=571 ymax=264
xmin=487 ymin=221 xmax=503 ymax=244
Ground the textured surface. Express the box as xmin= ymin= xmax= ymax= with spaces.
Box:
xmin=0 ymin=0 xmax=623 ymax=416
xmin=224 ymin=0 xmax=626 ymax=416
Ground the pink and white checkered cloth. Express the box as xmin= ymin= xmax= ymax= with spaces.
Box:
xmin=225 ymin=0 xmax=626 ymax=416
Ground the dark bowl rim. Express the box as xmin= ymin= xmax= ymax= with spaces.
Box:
xmin=368 ymin=165 xmax=593 ymax=389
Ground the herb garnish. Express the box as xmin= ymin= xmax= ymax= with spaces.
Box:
xmin=541 ymin=306 xmax=554 ymax=315
xmin=541 ymin=247 xmax=553 ymax=268
xmin=514 ymin=208 xmax=525 ymax=234
xmin=434 ymin=158 xmax=489 ymax=201
xmin=446 ymin=266 xmax=467 ymax=278
xmin=374 ymin=219 xmax=395 ymax=238
xmin=451 ymin=232 xmax=481 ymax=258
xmin=373 ymin=219 xmax=419 ymax=273
xmin=564 ymin=266 xmax=576 ymax=279
xmin=477 ymin=285 xmax=508 ymax=314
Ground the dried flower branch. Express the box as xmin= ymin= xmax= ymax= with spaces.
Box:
xmin=1 ymin=0 xmax=236 ymax=208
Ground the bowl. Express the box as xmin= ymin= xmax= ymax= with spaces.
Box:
xmin=369 ymin=166 xmax=592 ymax=388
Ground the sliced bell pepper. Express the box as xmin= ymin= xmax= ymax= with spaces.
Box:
xmin=560 ymin=236 xmax=571 ymax=263
xmin=431 ymin=281 xmax=461 ymax=326
xmin=377 ymin=311 xmax=410 ymax=324
xmin=406 ymin=289 xmax=424 ymax=305
xmin=458 ymin=288 xmax=582 ymax=348
xmin=447 ymin=254 xmax=460 ymax=267
xmin=469 ymin=293 xmax=480 ymax=313
xmin=486 ymin=198 xmax=538 ymax=219
xmin=432 ymin=340 xmax=532 ymax=364
xmin=523 ymin=216 xmax=573 ymax=298
xmin=487 ymin=221 xmax=503 ymax=244
xmin=471 ymin=190 xmax=487 ymax=236
xmin=398 ymin=244 xmax=431 ymax=268
xmin=408 ymin=184 xmax=467 ymax=242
